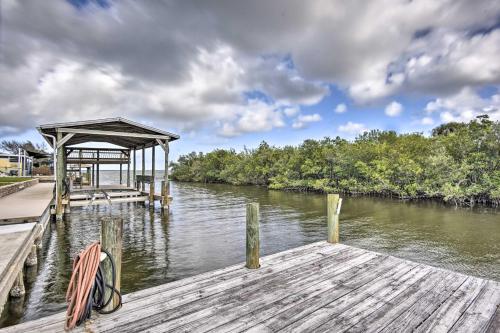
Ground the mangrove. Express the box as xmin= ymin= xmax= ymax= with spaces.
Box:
xmin=171 ymin=116 xmax=500 ymax=207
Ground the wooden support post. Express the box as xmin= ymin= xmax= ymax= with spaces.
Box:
xmin=63 ymin=148 xmax=69 ymax=215
xmin=17 ymin=148 xmax=22 ymax=176
xmin=246 ymin=203 xmax=260 ymax=269
xmin=126 ymin=150 xmax=131 ymax=188
xmin=327 ymin=194 xmax=342 ymax=244
xmin=150 ymin=145 xmax=155 ymax=203
xmin=119 ymin=163 xmax=123 ymax=185
xmin=35 ymin=228 xmax=43 ymax=250
xmin=9 ymin=271 xmax=25 ymax=298
xmin=25 ymin=244 xmax=38 ymax=267
xmin=55 ymin=132 xmax=65 ymax=221
xmin=100 ymin=216 xmax=123 ymax=312
xmin=91 ymin=164 xmax=94 ymax=187
xmin=141 ymin=147 xmax=145 ymax=192
xmin=9 ymin=270 xmax=25 ymax=316
xmin=96 ymin=150 xmax=100 ymax=188
xmin=133 ymin=149 xmax=137 ymax=189
xmin=78 ymin=149 xmax=82 ymax=187
xmin=161 ymin=180 xmax=165 ymax=200
xmin=162 ymin=140 xmax=169 ymax=210
xmin=24 ymin=245 xmax=38 ymax=284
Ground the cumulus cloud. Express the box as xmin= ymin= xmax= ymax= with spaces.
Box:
xmin=218 ymin=100 xmax=285 ymax=137
xmin=0 ymin=1 xmax=327 ymax=138
xmin=385 ymin=101 xmax=404 ymax=117
xmin=420 ymin=117 xmax=435 ymax=125
xmin=283 ymin=107 xmax=300 ymax=117
xmin=1 ymin=0 xmax=499 ymax=139
xmin=425 ymin=87 xmax=500 ymax=122
xmin=338 ymin=121 xmax=368 ymax=135
xmin=334 ymin=103 xmax=347 ymax=113
xmin=402 ymin=29 xmax=500 ymax=95
xmin=292 ymin=113 xmax=322 ymax=129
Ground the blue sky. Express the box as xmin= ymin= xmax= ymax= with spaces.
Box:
xmin=0 ymin=1 xmax=499 ymax=167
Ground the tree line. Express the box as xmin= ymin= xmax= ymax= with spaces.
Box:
xmin=171 ymin=116 xmax=499 ymax=206
xmin=0 ymin=140 xmax=47 ymax=155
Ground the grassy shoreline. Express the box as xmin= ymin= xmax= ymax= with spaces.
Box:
xmin=0 ymin=177 xmax=32 ymax=187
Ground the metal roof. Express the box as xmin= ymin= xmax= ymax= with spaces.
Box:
xmin=37 ymin=117 xmax=179 ymax=149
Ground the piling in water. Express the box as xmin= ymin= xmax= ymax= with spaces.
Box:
xmin=246 ymin=203 xmax=260 ymax=269
xmin=24 ymin=245 xmax=38 ymax=284
xmin=9 ymin=271 xmax=25 ymax=299
xmin=100 ymin=216 xmax=123 ymax=312
xmin=327 ymin=194 xmax=342 ymax=243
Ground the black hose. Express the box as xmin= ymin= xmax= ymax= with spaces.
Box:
xmin=76 ymin=248 xmax=122 ymax=326
xmin=62 ymin=178 xmax=70 ymax=196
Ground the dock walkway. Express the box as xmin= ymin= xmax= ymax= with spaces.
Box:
xmin=0 ymin=183 xmax=54 ymax=224
xmin=0 ymin=182 xmax=53 ymax=313
xmin=2 ymin=241 xmax=499 ymax=332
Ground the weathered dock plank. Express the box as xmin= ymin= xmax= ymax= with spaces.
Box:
xmin=448 ymin=280 xmax=500 ymax=332
xmin=1 ymin=242 xmax=499 ymax=333
xmin=68 ymin=191 xmax=142 ymax=200
xmin=69 ymin=196 xmax=148 ymax=207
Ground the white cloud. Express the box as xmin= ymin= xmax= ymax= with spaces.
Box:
xmin=403 ymin=29 xmax=500 ymax=95
xmin=1 ymin=0 xmax=500 ymax=139
xmin=218 ymin=100 xmax=285 ymax=137
xmin=334 ymin=103 xmax=347 ymax=113
xmin=292 ymin=113 xmax=322 ymax=129
xmin=385 ymin=101 xmax=404 ymax=117
xmin=425 ymin=87 xmax=500 ymax=122
xmin=420 ymin=117 xmax=435 ymax=125
xmin=0 ymin=41 xmax=323 ymax=137
xmin=283 ymin=107 xmax=300 ymax=117
xmin=338 ymin=121 xmax=369 ymax=135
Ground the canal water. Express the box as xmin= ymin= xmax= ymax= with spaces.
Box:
xmin=1 ymin=172 xmax=499 ymax=327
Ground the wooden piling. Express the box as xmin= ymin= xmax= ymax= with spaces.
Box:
xmin=150 ymin=145 xmax=155 ymax=204
xmin=162 ymin=140 xmax=169 ymax=211
xmin=246 ymin=203 xmax=260 ymax=269
xmin=161 ymin=180 xmax=165 ymax=207
xmin=100 ymin=216 xmax=123 ymax=312
xmin=126 ymin=150 xmax=131 ymax=188
xmin=119 ymin=163 xmax=123 ymax=185
xmin=132 ymin=149 xmax=137 ymax=190
xmin=9 ymin=271 xmax=25 ymax=298
xmin=55 ymin=132 xmax=65 ymax=221
xmin=327 ymin=194 xmax=342 ymax=243
xmin=9 ymin=271 xmax=25 ymax=316
xmin=24 ymin=245 xmax=38 ymax=284
xmin=96 ymin=149 xmax=100 ymax=188
xmin=141 ymin=148 xmax=145 ymax=192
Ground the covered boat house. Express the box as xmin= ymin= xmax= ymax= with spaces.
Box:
xmin=37 ymin=117 xmax=179 ymax=221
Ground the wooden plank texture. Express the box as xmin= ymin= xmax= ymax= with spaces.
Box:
xmin=1 ymin=242 xmax=499 ymax=333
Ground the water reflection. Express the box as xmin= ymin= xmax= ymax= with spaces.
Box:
xmin=1 ymin=180 xmax=498 ymax=327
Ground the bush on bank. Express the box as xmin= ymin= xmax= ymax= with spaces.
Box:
xmin=171 ymin=116 xmax=500 ymax=207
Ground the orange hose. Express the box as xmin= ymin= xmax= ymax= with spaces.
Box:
xmin=65 ymin=242 xmax=101 ymax=330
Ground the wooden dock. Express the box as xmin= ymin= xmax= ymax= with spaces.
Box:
xmin=2 ymin=241 xmax=499 ymax=332
xmin=0 ymin=183 xmax=54 ymax=224
xmin=68 ymin=186 xmax=147 ymax=207
xmin=0 ymin=183 xmax=53 ymax=314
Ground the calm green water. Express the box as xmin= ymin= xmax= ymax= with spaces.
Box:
xmin=1 ymin=179 xmax=499 ymax=327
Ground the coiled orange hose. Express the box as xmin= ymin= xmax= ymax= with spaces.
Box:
xmin=65 ymin=242 xmax=102 ymax=330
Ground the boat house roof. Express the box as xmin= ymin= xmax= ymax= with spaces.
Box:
xmin=37 ymin=117 xmax=179 ymax=149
